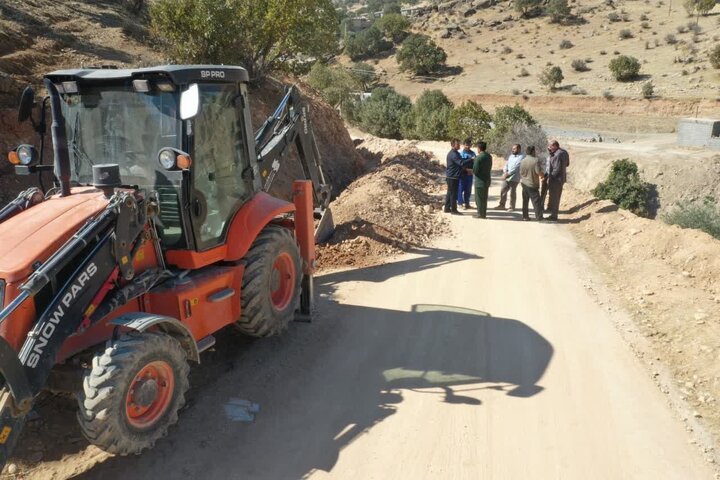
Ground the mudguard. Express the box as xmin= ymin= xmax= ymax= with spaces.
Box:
xmin=111 ymin=313 xmax=200 ymax=363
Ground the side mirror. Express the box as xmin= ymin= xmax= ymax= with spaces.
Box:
xmin=18 ymin=86 xmax=35 ymax=123
xmin=179 ymin=83 xmax=199 ymax=120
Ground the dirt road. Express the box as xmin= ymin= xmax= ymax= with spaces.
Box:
xmin=42 ymin=180 xmax=712 ymax=480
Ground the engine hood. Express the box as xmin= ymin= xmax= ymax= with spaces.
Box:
xmin=0 ymin=187 xmax=109 ymax=283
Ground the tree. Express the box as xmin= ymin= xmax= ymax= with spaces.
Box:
xmin=150 ymin=0 xmax=338 ymax=81
xmin=683 ymin=0 xmax=716 ymax=16
xmin=546 ymin=0 xmax=571 ymax=23
xmin=401 ymin=90 xmax=454 ymax=140
xmin=641 ymin=81 xmax=654 ymax=98
xmin=538 ymin=65 xmax=564 ymax=90
xmin=608 ymin=55 xmax=641 ymax=81
xmin=515 ymin=0 xmax=542 ymax=17
xmin=349 ymin=62 xmax=378 ymax=90
xmin=710 ymin=45 xmax=720 ymax=69
xmin=447 ymin=101 xmax=493 ymax=142
xmin=345 ymin=26 xmax=391 ymax=60
xmin=488 ymin=104 xmax=537 ymax=153
xmin=358 ymin=87 xmax=413 ymax=139
xmin=306 ymin=63 xmax=360 ymax=108
xmin=396 ymin=34 xmax=447 ymax=75
xmin=375 ymin=13 xmax=411 ymax=43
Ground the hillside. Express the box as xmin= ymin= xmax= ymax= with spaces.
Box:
xmin=363 ymin=0 xmax=719 ymax=128
xmin=0 ymin=0 xmax=362 ymax=203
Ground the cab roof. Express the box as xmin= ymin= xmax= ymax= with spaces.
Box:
xmin=45 ymin=65 xmax=249 ymax=85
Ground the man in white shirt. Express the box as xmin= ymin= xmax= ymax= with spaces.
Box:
xmin=496 ymin=144 xmax=524 ymax=211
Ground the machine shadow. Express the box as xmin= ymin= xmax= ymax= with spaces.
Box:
xmin=65 ymin=252 xmax=553 ymax=479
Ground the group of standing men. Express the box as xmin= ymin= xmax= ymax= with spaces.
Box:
xmin=444 ymin=138 xmax=570 ymax=221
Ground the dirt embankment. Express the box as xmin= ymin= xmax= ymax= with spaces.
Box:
xmin=317 ymin=137 xmax=449 ymax=270
xmin=561 ymin=186 xmax=720 ymax=457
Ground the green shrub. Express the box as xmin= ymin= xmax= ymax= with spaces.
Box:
xmin=349 ymin=62 xmax=377 ymax=90
xmin=375 ymin=13 xmax=410 ymax=42
xmin=641 ymin=81 xmax=654 ymax=98
xmin=710 ymin=45 xmax=720 ymax=69
xmin=619 ymin=29 xmax=634 ymax=39
xmin=546 ymin=0 xmax=571 ymax=23
xmin=488 ymin=104 xmax=537 ymax=153
xmin=447 ymin=101 xmax=493 ymax=142
xmin=400 ymin=90 xmax=454 ymax=140
xmin=538 ymin=65 xmax=564 ymax=90
xmin=396 ymin=34 xmax=447 ymax=75
xmin=515 ymin=0 xmax=542 ymax=17
xmin=306 ymin=63 xmax=360 ymax=108
xmin=150 ymin=0 xmax=337 ymax=80
xmin=663 ymin=197 xmax=720 ymax=239
xmin=345 ymin=26 xmax=392 ymax=60
xmin=592 ymin=159 xmax=652 ymax=217
xmin=493 ymin=123 xmax=548 ymax=158
xmin=683 ymin=0 xmax=715 ymax=16
xmin=608 ymin=55 xmax=641 ymax=81
xmin=357 ymin=87 xmax=412 ymax=139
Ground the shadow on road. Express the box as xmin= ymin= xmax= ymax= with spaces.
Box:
xmin=21 ymin=250 xmax=553 ymax=480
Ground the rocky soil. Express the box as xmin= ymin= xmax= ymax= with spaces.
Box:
xmin=317 ymin=138 xmax=449 ymax=270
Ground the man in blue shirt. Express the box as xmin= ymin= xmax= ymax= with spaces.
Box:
xmin=496 ymin=144 xmax=524 ymax=211
xmin=456 ymin=138 xmax=476 ymax=210
xmin=444 ymin=138 xmax=463 ymax=214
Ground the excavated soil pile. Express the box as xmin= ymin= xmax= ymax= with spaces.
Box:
xmin=317 ymin=142 xmax=449 ymax=270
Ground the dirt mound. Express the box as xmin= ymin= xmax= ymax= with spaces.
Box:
xmin=317 ymin=140 xmax=449 ymax=270
xmin=562 ymin=186 xmax=720 ymax=450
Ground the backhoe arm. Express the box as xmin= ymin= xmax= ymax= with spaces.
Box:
xmin=255 ymin=87 xmax=334 ymax=243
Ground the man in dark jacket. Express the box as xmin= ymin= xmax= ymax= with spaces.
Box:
xmin=457 ymin=138 xmax=476 ymax=210
xmin=473 ymin=141 xmax=493 ymax=219
xmin=444 ymin=138 xmax=463 ymax=214
xmin=546 ymin=140 xmax=570 ymax=221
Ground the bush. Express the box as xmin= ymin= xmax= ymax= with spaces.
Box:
xmin=538 ymin=65 xmax=564 ymax=90
xmin=447 ymin=100 xmax=493 ymax=142
xmin=492 ymin=123 xmax=548 ymax=159
xmin=665 ymin=33 xmax=677 ymax=44
xmin=345 ymin=26 xmax=392 ymax=60
xmin=396 ymin=34 xmax=447 ymax=75
xmin=663 ymin=197 xmax=720 ymax=240
xmin=684 ymin=0 xmax=715 ymax=16
xmin=641 ymin=81 xmax=654 ymax=98
xmin=571 ymin=58 xmax=589 ymax=71
xmin=488 ymin=104 xmax=537 ymax=152
xmin=609 ymin=55 xmax=641 ymax=81
xmin=559 ymin=39 xmax=573 ymax=49
xmin=519 ymin=67 xmax=530 ymax=77
xmin=608 ymin=12 xmax=621 ymax=22
xmin=619 ymin=29 xmax=634 ymax=39
xmin=592 ymin=159 xmax=652 ymax=217
xmin=710 ymin=44 xmax=720 ymax=69
xmin=306 ymin=63 xmax=360 ymax=108
xmin=677 ymin=24 xmax=688 ymax=33
xmin=357 ymin=87 xmax=412 ymax=139
xmin=150 ymin=0 xmax=338 ymax=80
xmin=515 ymin=0 xmax=542 ymax=16
xmin=400 ymin=90 xmax=454 ymax=140
xmin=349 ymin=62 xmax=377 ymax=90
xmin=546 ymin=0 xmax=571 ymax=23
xmin=374 ymin=13 xmax=410 ymax=43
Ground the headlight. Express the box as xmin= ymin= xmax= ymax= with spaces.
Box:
xmin=158 ymin=149 xmax=176 ymax=170
xmin=157 ymin=148 xmax=192 ymax=170
xmin=16 ymin=145 xmax=37 ymax=165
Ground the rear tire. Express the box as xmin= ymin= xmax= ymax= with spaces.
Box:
xmin=77 ymin=331 xmax=190 ymax=455
xmin=235 ymin=224 xmax=302 ymax=337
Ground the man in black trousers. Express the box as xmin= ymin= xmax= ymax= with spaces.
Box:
xmin=444 ymin=138 xmax=463 ymax=214
xmin=546 ymin=139 xmax=570 ymax=221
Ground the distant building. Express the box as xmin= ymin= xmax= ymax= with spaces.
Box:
xmin=677 ymin=118 xmax=720 ymax=150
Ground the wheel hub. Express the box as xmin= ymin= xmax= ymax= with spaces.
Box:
xmin=125 ymin=361 xmax=175 ymax=429
xmin=134 ymin=378 xmax=159 ymax=408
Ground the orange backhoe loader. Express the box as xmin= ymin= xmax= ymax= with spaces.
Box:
xmin=0 ymin=65 xmax=333 ymax=469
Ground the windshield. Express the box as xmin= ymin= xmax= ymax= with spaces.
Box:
xmin=60 ymin=85 xmax=181 ymax=185
xmin=60 ymin=84 xmax=185 ymax=248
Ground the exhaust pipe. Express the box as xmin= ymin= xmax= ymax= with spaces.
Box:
xmin=43 ymin=79 xmax=71 ymax=197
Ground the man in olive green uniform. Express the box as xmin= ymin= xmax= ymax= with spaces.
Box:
xmin=473 ymin=141 xmax=493 ymax=219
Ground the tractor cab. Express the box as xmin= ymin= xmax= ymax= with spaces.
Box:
xmin=41 ymin=65 xmax=262 ymax=253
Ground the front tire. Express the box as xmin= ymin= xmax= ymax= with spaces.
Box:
xmin=77 ymin=331 xmax=190 ymax=455
xmin=235 ymin=224 xmax=302 ymax=337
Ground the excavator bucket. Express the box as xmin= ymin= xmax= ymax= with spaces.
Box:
xmin=315 ymin=207 xmax=334 ymax=245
